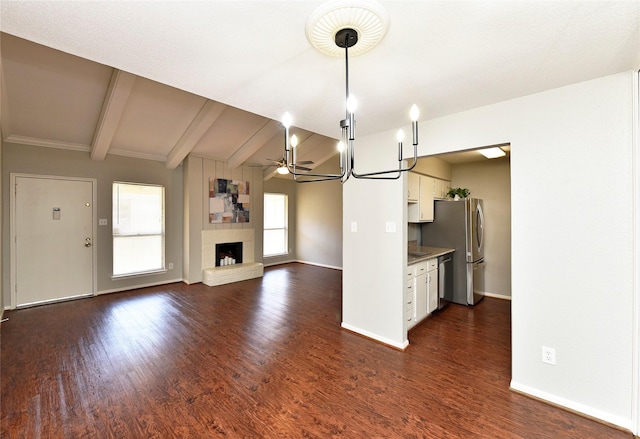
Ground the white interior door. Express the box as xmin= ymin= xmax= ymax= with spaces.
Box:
xmin=13 ymin=175 xmax=96 ymax=307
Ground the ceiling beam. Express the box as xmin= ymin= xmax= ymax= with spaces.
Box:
xmin=0 ymin=55 xmax=10 ymax=141
xmin=298 ymin=135 xmax=339 ymax=168
xmin=227 ymin=119 xmax=282 ymax=169
xmin=263 ymin=166 xmax=276 ymax=181
xmin=165 ymin=100 xmax=226 ymax=169
xmin=90 ymin=70 xmax=136 ymax=161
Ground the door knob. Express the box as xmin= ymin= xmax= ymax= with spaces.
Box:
xmin=85 ymin=238 xmax=92 ymax=247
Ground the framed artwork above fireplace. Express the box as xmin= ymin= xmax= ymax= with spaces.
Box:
xmin=208 ymin=178 xmax=250 ymax=223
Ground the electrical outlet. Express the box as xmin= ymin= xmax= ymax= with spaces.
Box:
xmin=542 ymin=346 xmax=556 ymax=365
xmin=168 ymin=263 xmax=174 ymax=270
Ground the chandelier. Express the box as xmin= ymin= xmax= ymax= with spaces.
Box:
xmin=280 ymin=1 xmax=419 ymax=183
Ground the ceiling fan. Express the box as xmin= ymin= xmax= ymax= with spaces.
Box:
xmin=266 ymin=157 xmax=314 ymax=173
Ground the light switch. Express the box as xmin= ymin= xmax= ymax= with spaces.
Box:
xmin=350 ymin=221 xmax=357 ymax=232
xmin=52 ymin=208 xmax=61 ymax=220
xmin=385 ymin=221 xmax=397 ymax=233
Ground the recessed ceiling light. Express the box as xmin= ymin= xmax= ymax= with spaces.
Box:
xmin=479 ymin=147 xmax=506 ymax=159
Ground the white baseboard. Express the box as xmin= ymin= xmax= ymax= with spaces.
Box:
xmin=484 ymin=291 xmax=511 ymax=300
xmin=341 ymin=322 xmax=409 ymax=350
xmin=296 ymin=260 xmax=343 ymax=271
xmin=510 ymin=380 xmax=632 ymax=432
xmin=263 ymin=259 xmax=343 ymax=271
xmin=262 ymin=258 xmax=297 ymax=267
xmin=97 ymin=278 xmax=183 ymax=296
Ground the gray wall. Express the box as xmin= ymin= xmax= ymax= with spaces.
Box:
xmin=296 ymin=155 xmax=343 ymax=269
xmin=2 ymin=143 xmax=183 ymax=303
xmin=263 ymin=155 xmax=343 ymax=270
xmin=451 ymin=156 xmax=511 ymax=297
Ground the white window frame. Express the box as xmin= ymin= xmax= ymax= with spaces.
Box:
xmin=263 ymin=193 xmax=288 ymax=257
xmin=112 ymin=182 xmax=165 ymax=278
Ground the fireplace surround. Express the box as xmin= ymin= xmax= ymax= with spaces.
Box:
xmin=202 ymin=229 xmax=263 ymax=286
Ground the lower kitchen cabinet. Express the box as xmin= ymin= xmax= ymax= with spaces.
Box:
xmin=407 ymin=258 xmax=438 ymax=328
xmin=406 ymin=261 xmax=426 ymax=329
xmin=415 ymin=272 xmax=428 ymax=322
xmin=405 ymin=278 xmax=415 ymax=328
xmin=427 ymin=259 xmax=438 ymax=313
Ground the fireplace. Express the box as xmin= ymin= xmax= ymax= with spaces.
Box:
xmin=215 ymin=242 xmax=243 ymax=266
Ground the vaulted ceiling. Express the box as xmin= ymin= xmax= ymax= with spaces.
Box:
xmin=1 ymin=1 xmax=639 ymax=178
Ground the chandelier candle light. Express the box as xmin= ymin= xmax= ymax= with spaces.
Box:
xmin=281 ymin=1 xmax=420 ymax=183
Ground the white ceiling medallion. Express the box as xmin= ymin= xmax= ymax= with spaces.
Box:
xmin=305 ymin=0 xmax=390 ymax=57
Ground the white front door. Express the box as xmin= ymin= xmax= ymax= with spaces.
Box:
xmin=12 ymin=175 xmax=96 ymax=307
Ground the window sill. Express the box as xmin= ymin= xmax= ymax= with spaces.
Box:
xmin=111 ymin=269 xmax=168 ymax=280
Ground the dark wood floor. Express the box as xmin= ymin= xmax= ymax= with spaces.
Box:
xmin=1 ymin=263 xmax=631 ymax=438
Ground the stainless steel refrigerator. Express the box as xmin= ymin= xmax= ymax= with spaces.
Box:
xmin=421 ymin=198 xmax=485 ymax=306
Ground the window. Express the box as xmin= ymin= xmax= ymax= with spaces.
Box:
xmin=112 ymin=182 xmax=165 ymax=277
xmin=263 ymin=193 xmax=288 ymax=257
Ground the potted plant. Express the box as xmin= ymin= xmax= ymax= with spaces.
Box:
xmin=446 ymin=187 xmax=470 ymax=200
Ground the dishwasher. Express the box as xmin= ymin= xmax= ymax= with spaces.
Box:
xmin=438 ymin=254 xmax=453 ymax=310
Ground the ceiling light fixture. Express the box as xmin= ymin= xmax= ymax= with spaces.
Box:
xmin=281 ymin=1 xmax=419 ymax=183
xmin=478 ymin=147 xmax=506 ymax=159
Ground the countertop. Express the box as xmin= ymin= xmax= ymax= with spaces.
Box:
xmin=408 ymin=245 xmax=455 ymax=264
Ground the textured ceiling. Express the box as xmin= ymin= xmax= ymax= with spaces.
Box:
xmin=0 ymin=1 xmax=638 ymax=174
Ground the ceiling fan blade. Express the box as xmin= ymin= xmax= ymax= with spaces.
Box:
xmin=292 ymin=165 xmax=312 ymax=171
xmin=293 ymin=160 xmax=314 ymax=165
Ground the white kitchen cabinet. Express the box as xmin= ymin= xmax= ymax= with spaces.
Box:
xmin=405 ymin=278 xmax=415 ymax=329
xmin=406 ymin=261 xmax=427 ymax=329
xmin=408 ymin=174 xmax=434 ymax=222
xmin=408 ymin=172 xmax=419 ymax=203
xmin=434 ymin=178 xmax=451 ymax=199
xmin=427 ymin=258 xmax=439 ymax=313
xmin=407 ymin=261 xmax=430 ymax=327
xmin=415 ymin=272 xmax=428 ymax=322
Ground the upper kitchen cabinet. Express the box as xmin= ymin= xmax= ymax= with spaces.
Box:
xmin=434 ymin=178 xmax=451 ymax=199
xmin=408 ymin=172 xmax=420 ymax=203
xmin=408 ymin=173 xmax=435 ymax=222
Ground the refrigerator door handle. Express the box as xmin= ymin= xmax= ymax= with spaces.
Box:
xmin=476 ymin=203 xmax=485 ymax=252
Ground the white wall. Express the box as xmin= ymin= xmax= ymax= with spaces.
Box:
xmin=343 ymin=71 xmax=637 ymax=429
xmin=342 ymin=128 xmax=412 ymax=349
